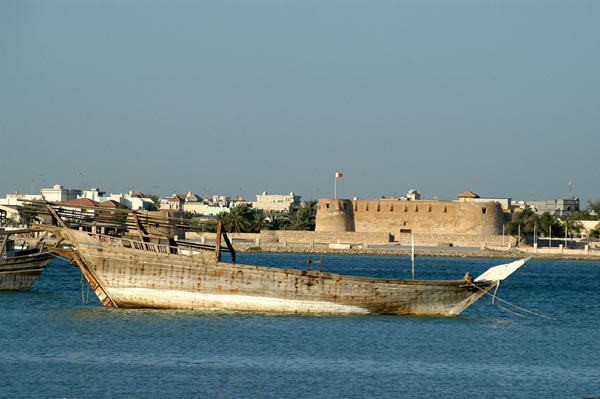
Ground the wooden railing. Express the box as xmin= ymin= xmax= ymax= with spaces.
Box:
xmin=94 ymin=232 xmax=232 ymax=258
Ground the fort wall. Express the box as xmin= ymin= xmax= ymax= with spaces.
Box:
xmin=183 ymin=197 xmax=512 ymax=249
xmin=314 ymin=199 xmax=355 ymax=232
xmin=316 ymin=198 xmax=505 ymax=237
xmin=185 ymin=230 xmax=516 ymax=248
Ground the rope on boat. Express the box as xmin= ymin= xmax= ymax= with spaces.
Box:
xmin=80 ymin=273 xmax=90 ymax=305
xmin=470 ymin=282 xmax=557 ymax=320
xmin=48 ymin=252 xmax=91 ymax=305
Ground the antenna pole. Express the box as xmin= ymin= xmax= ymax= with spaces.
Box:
xmin=411 ymin=234 xmax=415 ymax=280
xmin=569 ymin=180 xmax=573 ymax=199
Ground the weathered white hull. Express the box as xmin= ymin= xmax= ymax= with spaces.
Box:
xmin=83 ymin=254 xmax=492 ymax=315
xmin=109 ymin=288 xmax=371 ymax=314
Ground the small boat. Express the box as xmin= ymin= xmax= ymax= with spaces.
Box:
xmin=33 ymin=202 xmax=529 ymax=316
xmin=0 ymin=229 xmax=54 ymax=290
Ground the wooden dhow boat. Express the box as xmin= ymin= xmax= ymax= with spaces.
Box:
xmin=31 ymin=202 xmax=529 ymax=316
xmin=1 ymin=228 xmax=54 ymax=290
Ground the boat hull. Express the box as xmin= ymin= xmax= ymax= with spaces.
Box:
xmin=55 ymin=229 xmax=496 ymax=316
xmin=0 ymin=252 xmax=54 ymax=290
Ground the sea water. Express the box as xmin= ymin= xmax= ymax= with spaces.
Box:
xmin=1 ymin=253 xmax=599 ymax=398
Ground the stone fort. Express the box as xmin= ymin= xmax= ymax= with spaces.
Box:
xmin=316 ymin=192 xmax=506 ymax=241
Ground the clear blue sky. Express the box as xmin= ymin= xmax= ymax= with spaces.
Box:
xmin=1 ymin=0 xmax=599 ymax=204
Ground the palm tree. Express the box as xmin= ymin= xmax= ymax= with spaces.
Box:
xmin=281 ymin=200 xmax=317 ymax=231
xmin=562 ymin=215 xmax=584 ymax=240
xmin=507 ymin=206 xmax=538 ymax=240
xmin=250 ymin=208 xmax=270 ymax=233
xmin=222 ymin=204 xmax=253 ymax=233
xmin=269 ymin=214 xmax=285 ymax=230
xmin=538 ymin=212 xmax=563 ymax=237
xmin=215 ymin=211 xmax=228 ymax=226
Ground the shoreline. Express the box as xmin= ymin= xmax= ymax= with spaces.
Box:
xmin=240 ymin=245 xmax=600 ymax=262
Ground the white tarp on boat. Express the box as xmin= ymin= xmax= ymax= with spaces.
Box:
xmin=474 ymin=258 xmax=531 ymax=283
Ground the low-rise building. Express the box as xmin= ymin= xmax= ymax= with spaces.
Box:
xmin=58 ymin=198 xmax=101 ymax=223
xmin=578 ymin=220 xmax=600 ymax=239
xmin=41 ymin=184 xmax=81 ymax=202
xmin=101 ymin=191 xmax=155 ymax=211
xmin=182 ymin=193 xmax=232 ymax=216
xmin=181 ymin=191 xmax=204 ymax=214
xmin=161 ymin=194 xmax=186 ymax=211
xmin=0 ymin=192 xmax=42 ymax=206
xmin=474 ymin=196 xmax=512 ymax=211
xmin=80 ymin=188 xmax=105 ymax=201
xmin=457 ymin=191 xmax=480 ymax=203
xmin=526 ymin=198 xmax=580 ymax=217
xmin=253 ymin=192 xmax=301 ymax=213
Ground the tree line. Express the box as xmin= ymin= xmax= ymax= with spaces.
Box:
xmin=506 ymin=200 xmax=600 ymax=241
xmin=188 ymin=200 xmax=318 ymax=233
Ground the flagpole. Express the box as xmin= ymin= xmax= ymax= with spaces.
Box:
xmin=334 ymin=172 xmax=343 ymax=199
xmin=334 ymin=175 xmax=337 ymax=199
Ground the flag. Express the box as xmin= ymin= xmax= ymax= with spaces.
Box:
xmin=335 ymin=172 xmax=343 ymax=178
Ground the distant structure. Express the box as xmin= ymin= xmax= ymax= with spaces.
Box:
xmin=0 ymin=183 xmax=81 ymax=204
xmin=525 ymin=198 xmax=580 ymax=217
xmin=474 ymin=196 xmax=512 ymax=210
xmin=316 ymin=190 xmax=506 ymax=238
xmin=79 ymin=187 xmax=105 ymax=201
xmin=0 ymin=191 xmax=43 ymax=206
xmin=94 ymin=190 xmax=155 ymax=211
xmin=253 ymin=192 xmax=301 ymax=212
xmin=180 ymin=193 xmax=234 ymax=216
xmin=41 ymin=184 xmax=81 ymax=202
xmin=115 ymin=192 xmax=155 ymax=211
xmin=57 ymin=198 xmax=101 ymax=221
xmin=161 ymin=193 xmax=187 ymax=211
xmin=457 ymin=191 xmax=480 ymax=203
xmin=524 ymin=181 xmax=581 ymax=217
xmin=406 ymin=189 xmax=422 ymax=201
xmin=180 ymin=191 xmax=203 ymax=214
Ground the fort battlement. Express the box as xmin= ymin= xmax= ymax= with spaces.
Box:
xmin=316 ymin=198 xmax=506 ymax=239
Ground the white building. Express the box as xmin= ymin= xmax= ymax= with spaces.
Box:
xmin=253 ymin=192 xmax=301 ymax=212
xmin=474 ymin=197 xmax=512 ymax=210
xmin=204 ymin=204 xmax=230 ymax=216
xmin=0 ymin=192 xmax=42 ymax=206
xmin=181 ymin=192 xmax=234 ymax=216
xmin=1 ymin=184 xmax=81 ymax=205
xmin=80 ymin=188 xmax=105 ymax=202
xmin=128 ymin=196 xmax=155 ymax=211
xmin=160 ymin=194 xmax=186 ymax=211
xmin=103 ymin=191 xmax=155 ymax=211
xmin=41 ymin=184 xmax=81 ymax=202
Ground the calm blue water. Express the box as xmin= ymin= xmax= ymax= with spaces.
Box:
xmin=1 ymin=253 xmax=599 ymax=398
